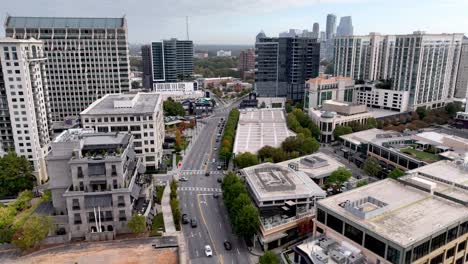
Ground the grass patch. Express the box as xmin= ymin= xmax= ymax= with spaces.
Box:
xmin=401 ymin=148 xmax=440 ymax=163
xmin=150 ymin=213 xmax=165 ymax=236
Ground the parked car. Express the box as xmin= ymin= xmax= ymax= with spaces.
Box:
xmin=205 ymin=245 xmax=213 ymax=257
xmin=223 ymin=241 xmax=232 ymax=250
xmin=182 ymin=214 xmax=189 ymax=224
xmin=217 ymin=165 xmax=222 ymax=170
xmin=191 ymin=218 xmax=198 ymax=228
xmin=180 ymin=177 xmax=188 ymax=182
xmin=217 ymin=178 xmax=222 ymax=183
xmin=213 ymin=193 xmax=219 ymax=199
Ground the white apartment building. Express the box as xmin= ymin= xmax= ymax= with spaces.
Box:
xmin=304 ymin=74 xmax=355 ymax=109
xmin=0 ymin=38 xmax=51 ymax=183
xmin=355 ymin=84 xmax=410 ymax=112
xmin=5 ymin=16 xmax=131 ymax=122
xmin=216 ymin=50 xmax=232 ymax=57
xmin=334 ymin=32 xmax=464 ymax=110
xmin=152 ymin=81 xmax=196 ymax=93
xmin=81 ymin=93 xmax=164 ymax=171
xmin=455 ymin=39 xmax=468 ymax=98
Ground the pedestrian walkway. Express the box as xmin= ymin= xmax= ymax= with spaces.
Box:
xmin=161 ymin=183 xmax=176 ymax=233
xmin=180 ymin=170 xmax=224 ymax=175
xmin=177 ymin=186 xmax=222 ymax=193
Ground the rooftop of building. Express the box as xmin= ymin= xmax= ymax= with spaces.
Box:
xmin=295 ymin=236 xmax=365 ymax=264
xmin=0 ymin=37 xmax=42 ymax=44
xmin=54 ymin=128 xmax=130 ymax=147
xmin=277 ymin=152 xmax=346 ymax=179
xmin=340 ymin=128 xmax=401 ymax=145
xmin=318 ymin=177 xmax=468 ymax=248
xmin=5 ymin=16 xmax=125 ymax=29
xmin=306 ymin=74 xmax=353 ymax=85
xmin=243 ymin=163 xmax=325 ymax=203
xmin=233 ymin=109 xmax=295 ymax=154
xmin=81 ymin=93 xmax=161 ymax=116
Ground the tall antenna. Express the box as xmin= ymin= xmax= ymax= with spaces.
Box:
xmin=186 ymin=16 xmax=190 ymax=40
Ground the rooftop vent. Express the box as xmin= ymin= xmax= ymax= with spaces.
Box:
xmin=343 ymin=196 xmax=389 ymax=220
xmin=300 ymin=156 xmax=329 ymax=169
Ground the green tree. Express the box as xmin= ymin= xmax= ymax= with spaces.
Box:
xmin=388 ymin=168 xmax=405 ymax=179
xmin=356 ymin=180 xmax=368 ymax=188
xmin=326 ymin=167 xmax=352 ymax=187
xmin=259 ymin=251 xmax=280 ymax=264
xmin=11 ymin=214 xmax=53 ymax=251
xmin=12 ymin=190 xmax=33 ymax=211
xmin=271 ymin=148 xmax=288 ymax=163
xmin=416 ymin=107 xmax=428 ymax=120
xmin=0 ymin=206 xmax=17 ymax=243
xmin=286 ymin=113 xmax=301 ymax=131
xmin=281 ymin=136 xmax=302 ymax=153
xmin=363 ymin=157 xmax=381 ymax=177
xmin=233 ymin=204 xmax=260 ymax=239
xmin=230 ymin=193 xmax=251 ymax=217
xmin=367 ymin=117 xmax=378 ymax=128
xmin=163 ymin=98 xmax=185 ymax=116
xmin=258 ymin=146 xmax=276 ymax=161
xmin=234 ymin=152 xmax=259 ymax=169
xmin=0 ymin=152 xmax=36 ymax=197
xmin=299 ymin=137 xmax=320 ymax=155
xmin=333 ymin=125 xmax=353 ymax=139
xmin=445 ymin=102 xmax=463 ymax=117
xmin=127 ymin=214 xmax=146 ymax=234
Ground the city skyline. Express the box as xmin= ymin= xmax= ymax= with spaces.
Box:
xmin=1 ymin=0 xmax=467 ymax=45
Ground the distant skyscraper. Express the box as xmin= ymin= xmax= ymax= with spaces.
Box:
xmin=5 ymin=16 xmax=131 ymax=122
xmin=256 ymin=30 xmax=266 ymax=43
xmin=334 ymin=32 xmax=464 ymax=109
xmin=255 ymin=36 xmax=320 ymax=101
xmin=238 ymin=48 xmax=255 ymax=72
xmin=151 ymin=39 xmax=193 ymax=84
xmin=319 ymin=31 xmax=326 ymax=41
xmin=336 ymin=16 xmax=354 ymax=37
xmin=326 ymin=14 xmax=337 ymax=40
xmin=141 ymin=45 xmax=153 ymax=89
xmin=313 ymin=23 xmax=320 ymax=38
xmin=0 ymin=38 xmax=51 ymax=183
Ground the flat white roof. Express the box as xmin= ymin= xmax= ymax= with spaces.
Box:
xmin=340 ymin=128 xmax=395 ymax=145
xmin=277 ymin=152 xmax=346 ymax=179
xmin=233 ymin=109 xmax=295 ymax=154
xmin=318 ymin=179 xmax=468 ymax=248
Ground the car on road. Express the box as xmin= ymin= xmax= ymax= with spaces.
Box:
xmin=217 ymin=165 xmax=222 ymax=170
xmin=213 ymin=147 xmax=217 ymax=151
xmin=179 ymin=177 xmax=188 ymax=182
xmin=223 ymin=241 xmax=232 ymax=250
xmin=205 ymin=245 xmax=213 ymax=257
xmin=217 ymin=178 xmax=222 ymax=183
xmin=190 ymin=218 xmax=198 ymax=228
xmin=182 ymin=214 xmax=189 ymax=224
xmin=205 ymin=172 xmax=210 ymax=177
xmin=213 ymin=192 xmax=219 ymax=199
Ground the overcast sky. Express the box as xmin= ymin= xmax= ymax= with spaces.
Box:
xmin=1 ymin=0 xmax=467 ymax=45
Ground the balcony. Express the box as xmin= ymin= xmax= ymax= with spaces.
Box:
xmin=260 ymin=210 xmax=313 ymax=236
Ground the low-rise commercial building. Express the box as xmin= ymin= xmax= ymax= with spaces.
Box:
xmin=314 ymin=159 xmax=468 ymax=264
xmin=242 ymin=162 xmax=326 ymax=250
xmin=304 ymin=74 xmax=355 ymax=109
xmin=47 ymin=129 xmax=150 ymax=241
xmin=81 ymin=93 xmax=164 ymax=170
xmin=355 ymin=84 xmax=410 ymax=113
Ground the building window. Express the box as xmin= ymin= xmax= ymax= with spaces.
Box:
xmin=430 ymin=232 xmax=447 ymax=251
xmin=364 ymin=234 xmax=386 ymax=258
xmin=430 ymin=253 xmax=444 ymax=264
xmin=119 ymin=210 xmax=126 ymax=221
xmin=447 ymin=226 xmax=459 ymax=242
xmin=446 ymin=246 xmax=455 ymax=259
xmin=117 ymin=196 xmax=125 ymax=207
xmin=74 ymin=213 xmax=82 ymax=225
xmin=326 ymin=213 xmax=343 ymax=234
xmin=72 ymin=199 xmax=80 ymax=210
xmin=77 ymin=166 xmax=83 ymax=178
xmin=458 ymin=240 xmax=466 ymax=252
xmin=386 ymin=245 xmax=401 ymax=264
xmin=344 ymin=223 xmax=363 ymax=245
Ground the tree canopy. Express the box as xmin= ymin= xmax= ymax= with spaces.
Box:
xmin=234 ymin=152 xmax=259 ymax=169
xmin=0 ymin=152 xmax=36 ymax=197
xmin=259 ymin=251 xmax=280 ymax=264
xmin=363 ymin=157 xmax=381 ymax=177
xmin=163 ymin=98 xmax=185 ymax=116
xmin=11 ymin=214 xmax=53 ymax=251
xmin=333 ymin=125 xmax=353 ymax=139
xmin=388 ymin=168 xmax=405 ymax=179
xmin=327 ymin=167 xmax=352 ymax=187
xmin=127 ymin=214 xmax=146 ymax=234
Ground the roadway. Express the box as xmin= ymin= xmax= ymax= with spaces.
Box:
xmin=178 ymin=97 xmax=251 ymax=264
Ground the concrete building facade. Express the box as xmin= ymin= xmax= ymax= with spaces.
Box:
xmin=4 ymin=16 xmax=131 ymax=122
xmin=455 ymin=39 xmax=468 ymax=98
xmin=81 ymin=93 xmax=164 ymax=170
xmin=304 ymin=74 xmax=355 ymax=109
xmin=0 ymin=38 xmax=51 ymax=183
xmin=334 ymin=32 xmax=464 ymax=110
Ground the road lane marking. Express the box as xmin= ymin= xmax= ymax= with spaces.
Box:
xmin=199 ymin=231 xmax=202 ymax=238
xmin=237 ymin=248 xmax=240 ymax=255
xmin=197 ymin=194 xmax=222 ymax=264
xmin=195 ymin=250 xmax=199 ymax=257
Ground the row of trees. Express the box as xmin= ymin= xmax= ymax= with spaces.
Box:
xmin=170 ymin=180 xmax=181 ymax=231
xmin=286 ymin=109 xmax=321 ymax=140
xmin=219 ymin=109 xmax=240 ymax=162
xmin=363 ymin=157 xmax=405 ymax=179
xmin=194 ymin=57 xmax=241 ymax=79
xmin=221 ymin=172 xmax=259 ymax=239
xmin=333 ymin=118 xmax=378 ymax=139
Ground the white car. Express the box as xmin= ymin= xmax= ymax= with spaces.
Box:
xmin=205 ymin=245 xmax=213 ymax=257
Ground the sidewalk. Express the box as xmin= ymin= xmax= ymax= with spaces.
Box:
xmin=161 ymin=183 xmax=176 ymax=234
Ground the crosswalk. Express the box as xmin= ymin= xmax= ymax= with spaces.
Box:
xmin=180 ymin=170 xmax=223 ymax=175
xmin=177 ymin=187 xmax=222 ymax=193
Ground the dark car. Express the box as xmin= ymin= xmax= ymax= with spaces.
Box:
xmin=205 ymin=172 xmax=210 ymax=177
xmin=213 ymin=193 xmax=219 ymax=199
xmin=182 ymin=214 xmax=189 ymax=224
xmin=217 ymin=178 xmax=222 ymax=183
xmin=191 ymin=218 xmax=198 ymax=228
xmin=223 ymin=241 xmax=232 ymax=250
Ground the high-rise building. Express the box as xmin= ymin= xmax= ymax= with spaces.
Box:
xmin=0 ymin=38 xmax=51 ymax=183
xmin=46 ymin=129 xmax=149 ymax=240
xmin=455 ymin=39 xmax=468 ymax=98
xmin=325 ymin=14 xmax=337 ymax=40
xmin=334 ymin=32 xmax=464 ymax=110
xmin=141 ymin=45 xmax=153 ymax=89
xmin=4 ymin=16 xmax=131 ymax=122
xmin=319 ymin=31 xmax=326 ymax=41
xmin=81 ymin=93 xmax=165 ymax=171
xmin=336 ymin=16 xmax=354 ymax=37
xmin=255 ymin=35 xmax=320 ymax=101
xmin=312 ymin=23 xmax=320 ymax=39
xmin=238 ymin=48 xmax=255 ymax=72
xmin=149 ymin=39 xmax=193 ymax=85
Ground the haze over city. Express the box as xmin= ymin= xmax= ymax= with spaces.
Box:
xmin=1 ymin=0 xmax=468 ymax=44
